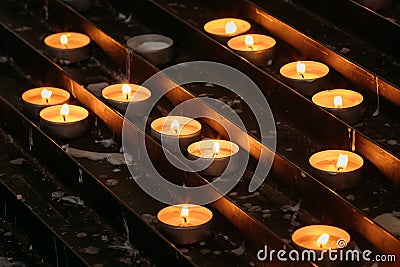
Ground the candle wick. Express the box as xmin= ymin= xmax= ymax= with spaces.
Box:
xmin=183 ymin=217 xmax=187 ymax=224
xmin=45 ymin=98 xmax=49 ymax=104
xmin=319 ymin=243 xmax=323 ymax=249
xmin=299 ymin=73 xmax=304 ymax=79
xmin=337 ymin=166 xmax=344 ymax=172
xmin=62 ymin=115 xmax=66 ymax=122
xmin=174 ymin=128 xmax=178 ymax=134
xmin=248 ymin=45 xmax=253 ymax=51
xmin=126 ymin=94 xmax=129 ymax=100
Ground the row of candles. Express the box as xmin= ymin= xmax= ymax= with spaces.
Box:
xmin=203 ymin=17 xmax=361 ymax=254
xmin=43 ymin=29 xmax=364 ymax=125
xmin=33 ymin=21 xmax=363 ymax=252
xmin=21 ymin=84 xmax=359 ymax=250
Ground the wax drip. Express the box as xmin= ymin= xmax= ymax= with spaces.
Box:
xmin=122 ymin=211 xmax=131 ymax=246
xmin=29 ymin=127 xmax=33 ymax=151
xmin=126 ymin=51 xmax=131 ymax=82
xmin=43 ymin=0 xmax=49 ymax=21
xmin=54 ymin=237 xmax=59 ymax=267
xmin=372 ymin=76 xmax=380 ymax=117
xmin=351 ymin=129 xmax=356 ymax=151
xmin=78 ymin=168 xmax=83 ymax=183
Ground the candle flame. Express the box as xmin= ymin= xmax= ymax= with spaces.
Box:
xmin=212 ymin=141 xmax=220 ymax=156
xmin=60 ymin=34 xmax=69 ymax=47
xmin=225 ymin=21 xmax=237 ymax=34
xmin=181 ymin=205 xmax=189 ymax=224
xmin=334 ymin=96 xmax=343 ymax=108
xmin=317 ymin=234 xmax=330 ymax=247
xmin=336 ymin=154 xmax=348 ymax=171
xmin=60 ymin=104 xmax=69 ymax=116
xmin=245 ymin=35 xmax=254 ymax=46
xmin=60 ymin=104 xmax=69 ymax=122
xmin=41 ymin=88 xmax=52 ymax=103
xmin=171 ymin=119 xmax=180 ymax=134
xmin=296 ymin=61 xmax=306 ymax=78
xmin=122 ymin=84 xmax=131 ymax=100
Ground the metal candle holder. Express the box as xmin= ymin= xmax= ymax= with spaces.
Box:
xmin=40 ymin=105 xmax=89 ymax=139
xmin=44 ymin=32 xmax=91 ymax=64
xmin=150 ymin=116 xmax=202 ymax=152
xmin=228 ymin=34 xmax=276 ymax=66
xmin=157 ymin=204 xmax=213 ymax=245
xmin=127 ymin=34 xmax=173 ymax=65
xmin=187 ymin=139 xmax=240 ymax=177
xmin=102 ymin=83 xmax=151 ymax=115
xmin=309 ymin=150 xmax=364 ymax=190
xmin=312 ymin=89 xmax=363 ymax=124
xmin=280 ymin=61 xmax=330 ymax=97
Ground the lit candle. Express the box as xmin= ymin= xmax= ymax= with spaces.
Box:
xmin=309 ymin=150 xmax=364 ymax=190
xmin=62 ymin=0 xmax=94 ymax=12
xmin=227 ymin=34 xmax=276 ymax=66
xmin=292 ymin=225 xmax=350 ymax=251
xmin=150 ymin=116 xmax=202 ymax=152
xmin=44 ymin=32 xmax=90 ymax=64
xmin=22 ymin=87 xmax=70 ymax=120
xmin=40 ymin=104 xmax=89 ymax=139
xmin=102 ymin=83 xmax=151 ymax=115
xmin=204 ymin=18 xmax=251 ymax=40
xmin=157 ymin=204 xmax=213 ymax=244
xmin=127 ymin=34 xmax=173 ymax=65
xmin=312 ymin=89 xmax=363 ymax=124
xmin=187 ymin=139 xmax=240 ymax=176
xmin=280 ymin=61 xmax=330 ymax=96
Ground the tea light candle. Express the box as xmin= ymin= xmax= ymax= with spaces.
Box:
xmin=204 ymin=18 xmax=251 ymax=41
xmin=151 ymin=116 xmax=202 ymax=152
xmin=157 ymin=204 xmax=213 ymax=244
xmin=40 ymin=104 xmax=89 ymax=139
xmin=227 ymin=34 xmax=276 ymax=66
xmin=187 ymin=139 xmax=240 ymax=176
xmin=309 ymin=150 xmax=364 ymax=190
xmin=44 ymin=32 xmax=90 ymax=64
xmin=62 ymin=0 xmax=94 ymax=12
xmin=312 ymin=89 xmax=363 ymax=124
xmin=292 ymin=225 xmax=350 ymax=251
xmin=102 ymin=83 xmax=151 ymax=115
xmin=127 ymin=34 xmax=173 ymax=65
xmin=280 ymin=61 xmax=329 ymax=97
xmin=22 ymin=87 xmax=70 ymax=120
